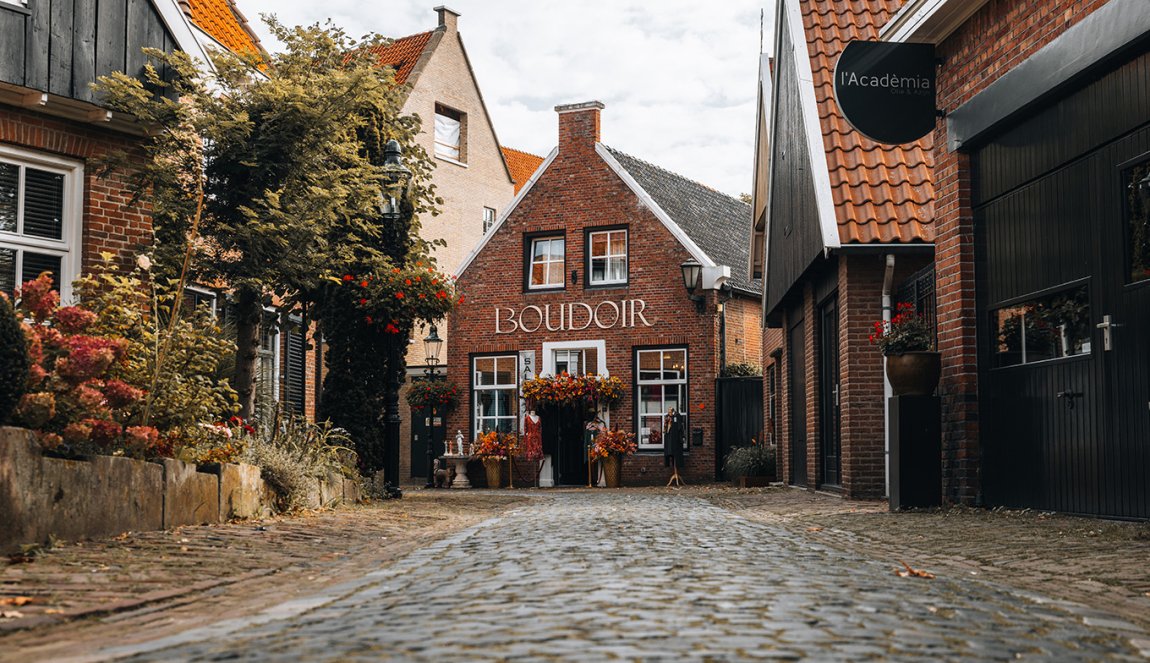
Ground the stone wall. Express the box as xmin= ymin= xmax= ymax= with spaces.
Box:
xmin=0 ymin=427 xmax=361 ymax=555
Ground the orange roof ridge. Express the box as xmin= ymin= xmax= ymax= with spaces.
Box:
xmin=366 ymin=31 xmax=435 ymax=85
xmin=184 ymin=0 xmax=265 ymax=58
xmin=501 ymin=147 xmax=545 ymax=194
xmin=799 ymin=0 xmax=935 ymax=244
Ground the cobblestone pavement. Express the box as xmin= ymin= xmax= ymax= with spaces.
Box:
xmin=52 ymin=491 xmax=1149 ymax=662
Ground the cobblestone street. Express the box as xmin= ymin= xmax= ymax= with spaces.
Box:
xmin=8 ymin=490 xmax=1145 ymax=662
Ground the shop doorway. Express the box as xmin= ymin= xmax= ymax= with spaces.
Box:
xmin=540 ymin=403 xmax=591 ymax=486
xmin=818 ymin=296 xmax=841 ymax=488
xmin=789 ymin=317 xmax=808 ymax=487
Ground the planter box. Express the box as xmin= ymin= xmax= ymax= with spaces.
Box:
xmin=162 ymin=459 xmax=221 ymax=528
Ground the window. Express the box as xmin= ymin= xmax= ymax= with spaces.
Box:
xmin=283 ymin=316 xmax=307 ymax=415
xmin=992 ymin=285 xmax=1091 ymax=368
xmin=473 ymin=355 xmax=518 ymax=436
xmin=183 ymin=286 xmax=218 ymax=318
xmin=483 ymin=207 xmax=496 ymax=234
xmin=434 ymin=104 xmax=464 ymax=162
xmin=256 ymin=310 xmax=281 ymax=406
xmin=634 ymin=347 xmax=687 ymax=449
xmin=528 ymin=236 xmax=565 ymax=289
xmin=1124 ymin=157 xmax=1150 ymax=284
xmin=588 ymin=229 xmax=627 ymax=285
xmin=0 ymin=148 xmax=80 ymax=299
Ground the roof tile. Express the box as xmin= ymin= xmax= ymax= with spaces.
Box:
xmin=365 ymin=31 xmax=434 ymax=85
xmin=801 ymin=0 xmax=935 ymax=244
xmin=184 ymin=0 xmax=264 ymax=58
xmin=501 ymin=147 xmax=545 ymax=194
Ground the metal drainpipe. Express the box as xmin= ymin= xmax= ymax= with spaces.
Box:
xmin=882 ymin=254 xmax=896 ymax=498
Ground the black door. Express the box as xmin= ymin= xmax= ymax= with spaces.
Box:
xmin=789 ymin=318 xmax=807 ymax=487
xmin=715 ymin=377 xmax=765 ymax=480
xmin=819 ymin=297 xmax=841 ymax=488
xmin=542 ymin=403 xmax=590 ymax=486
xmin=974 ymin=49 xmax=1150 ymax=517
xmin=409 ymin=405 xmax=439 ymax=479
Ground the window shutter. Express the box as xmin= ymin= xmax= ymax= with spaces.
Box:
xmin=0 ymin=163 xmax=17 ymax=233
xmin=23 ymin=168 xmax=64 ymax=240
xmin=284 ymin=322 xmax=307 ymax=414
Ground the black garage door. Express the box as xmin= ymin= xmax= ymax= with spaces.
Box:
xmin=974 ymin=48 xmax=1150 ymax=518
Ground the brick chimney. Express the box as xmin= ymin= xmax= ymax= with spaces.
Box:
xmin=435 ymin=6 xmax=459 ymax=33
xmin=555 ymin=101 xmax=604 ymax=153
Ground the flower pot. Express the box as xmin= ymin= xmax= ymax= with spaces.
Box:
xmin=482 ymin=457 xmax=503 ymax=488
xmin=885 ymin=351 xmax=942 ymax=396
xmin=601 ymin=455 xmax=623 ymax=488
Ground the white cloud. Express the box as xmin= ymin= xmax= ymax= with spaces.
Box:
xmin=237 ymin=0 xmax=766 ymax=196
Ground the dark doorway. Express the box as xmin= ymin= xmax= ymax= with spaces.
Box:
xmin=974 ymin=49 xmax=1150 ymax=517
xmin=789 ymin=318 xmax=808 ymax=487
xmin=818 ymin=296 xmax=841 ymax=488
xmin=715 ymin=377 xmax=765 ymax=480
xmin=409 ymin=405 xmax=441 ymax=479
xmin=541 ymin=403 xmax=591 ymax=486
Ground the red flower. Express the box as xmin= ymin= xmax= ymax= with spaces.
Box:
xmin=392 ymin=268 xmax=402 ymax=274
xmin=342 ymin=274 xmax=353 ymax=281
xmin=405 ymin=279 xmax=412 ymax=286
xmin=359 ymin=298 xmax=368 ymax=305
xmin=436 ymin=290 xmax=447 ymax=299
xmin=395 ymin=292 xmax=405 ymax=299
xmin=385 ymin=323 xmax=400 ymax=333
xmin=457 ymin=295 xmax=465 ymax=304
xmin=365 ymin=315 xmax=374 ymax=324
xmin=361 ymin=280 xmax=369 ymax=287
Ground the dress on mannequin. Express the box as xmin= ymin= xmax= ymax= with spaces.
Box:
xmin=523 ymin=412 xmax=543 ymax=461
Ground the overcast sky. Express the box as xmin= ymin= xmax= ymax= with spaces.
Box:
xmin=235 ymin=0 xmax=767 ymax=197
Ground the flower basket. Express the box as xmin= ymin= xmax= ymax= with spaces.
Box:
xmin=520 ymin=374 xmax=625 ymax=409
xmin=483 ymin=457 xmax=503 ymax=489
xmin=601 ymin=454 xmax=622 ymax=488
xmin=885 ymin=351 xmax=941 ymax=396
xmin=406 ymin=379 xmax=459 ymax=411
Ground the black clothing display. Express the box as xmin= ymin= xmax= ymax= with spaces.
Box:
xmin=663 ymin=410 xmax=685 ymax=468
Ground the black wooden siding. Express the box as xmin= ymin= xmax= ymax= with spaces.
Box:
xmin=974 ymin=45 xmax=1150 ymax=519
xmin=764 ymin=13 xmax=827 ymax=316
xmin=0 ymin=0 xmax=175 ymax=104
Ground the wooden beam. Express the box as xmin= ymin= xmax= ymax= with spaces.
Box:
xmin=21 ymin=90 xmax=47 ymax=107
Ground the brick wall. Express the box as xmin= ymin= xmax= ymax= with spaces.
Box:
xmin=723 ymin=294 xmax=763 ymax=368
xmin=0 ymin=104 xmax=151 ymax=277
xmin=932 ymin=0 xmax=1108 ymax=503
xmin=446 ymin=104 xmax=728 ymax=485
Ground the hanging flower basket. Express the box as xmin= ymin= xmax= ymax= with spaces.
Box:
xmin=406 ymin=378 xmax=459 ymax=411
xmin=520 ymin=374 xmax=625 ymax=408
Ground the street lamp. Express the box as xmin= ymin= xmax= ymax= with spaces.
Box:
xmin=423 ymin=325 xmax=443 ymax=488
xmin=380 ymin=138 xmax=413 ymax=499
xmin=680 ymin=258 xmax=705 ymax=313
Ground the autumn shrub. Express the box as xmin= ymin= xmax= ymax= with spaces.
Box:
xmin=0 ymin=292 xmax=29 ymax=425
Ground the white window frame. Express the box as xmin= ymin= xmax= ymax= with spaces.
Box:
xmin=0 ymin=145 xmax=83 ymax=302
xmin=588 ymin=229 xmax=628 ymax=286
xmin=483 ymin=206 xmax=496 ymax=234
xmin=542 ymin=339 xmax=608 ymax=377
xmin=183 ymin=285 xmax=218 ymax=318
xmin=473 ymin=354 xmax=518 ymax=437
xmin=256 ymin=307 xmax=281 ymax=405
xmin=635 ymin=347 xmax=688 ymax=450
xmin=528 ymin=236 xmax=565 ymax=290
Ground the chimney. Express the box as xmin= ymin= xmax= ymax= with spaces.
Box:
xmin=555 ymin=101 xmax=605 ymax=153
xmin=435 ymin=6 xmax=459 ymax=33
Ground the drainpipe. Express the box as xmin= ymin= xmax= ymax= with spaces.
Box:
xmin=882 ymin=254 xmax=896 ymax=498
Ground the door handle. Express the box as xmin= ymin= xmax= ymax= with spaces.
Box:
xmin=1056 ymin=390 xmax=1083 ymax=410
xmin=1096 ymin=314 xmax=1123 ymax=351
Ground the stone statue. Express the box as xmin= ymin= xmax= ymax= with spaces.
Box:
xmin=455 ymin=430 xmax=465 ymax=456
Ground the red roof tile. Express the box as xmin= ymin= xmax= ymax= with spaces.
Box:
xmin=365 ymin=32 xmax=434 ymax=85
xmin=184 ymin=0 xmax=264 ymax=58
xmin=501 ymin=147 xmax=545 ymax=194
xmin=802 ymin=0 xmax=934 ymax=244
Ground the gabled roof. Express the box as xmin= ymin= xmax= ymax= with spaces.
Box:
xmin=501 ymin=147 xmax=545 ymax=194
xmin=182 ymin=0 xmax=265 ymax=59
xmin=366 ymin=31 xmax=436 ymax=85
xmin=802 ymin=0 xmax=934 ymax=244
xmin=604 ymin=147 xmax=760 ymax=294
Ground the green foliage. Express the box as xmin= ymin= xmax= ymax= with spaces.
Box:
xmin=95 ymin=19 xmax=444 ymax=418
xmin=720 ymin=362 xmax=762 ymax=378
xmin=870 ymin=302 xmax=934 ymax=355
xmin=406 ymin=378 xmax=460 ymax=411
xmin=723 ymin=441 xmax=776 ymax=479
xmin=0 ymin=293 xmax=29 ymax=424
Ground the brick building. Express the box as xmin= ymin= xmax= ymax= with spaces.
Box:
xmin=447 ymin=102 xmax=761 ymax=486
xmin=750 ymin=1 xmax=934 ymax=499
xmin=883 ymin=0 xmax=1149 ymax=517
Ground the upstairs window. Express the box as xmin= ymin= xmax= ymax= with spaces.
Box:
xmin=0 ymin=149 xmax=79 ymax=299
xmin=528 ymin=236 xmax=565 ymax=290
xmin=434 ymin=104 xmax=464 ymax=162
xmin=483 ymin=207 xmax=496 ymax=234
xmin=588 ymin=228 xmax=627 ymax=285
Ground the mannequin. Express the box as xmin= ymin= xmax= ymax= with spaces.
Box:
xmin=585 ymin=417 xmax=605 ymax=487
xmin=523 ymin=410 xmax=544 ymax=487
xmin=663 ymin=408 xmax=686 ymax=487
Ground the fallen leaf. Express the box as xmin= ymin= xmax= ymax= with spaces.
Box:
xmin=0 ymin=597 xmax=34 ymax=607
xmin=0 ymin=611 xmax=24 ymax=619
xmin=44 ymin=609 xmax=65 ymax=615
xmin=807 ymin=526 xmax=824 ymax=532
xmin=894 ymin=560 xmax=935 ymax=580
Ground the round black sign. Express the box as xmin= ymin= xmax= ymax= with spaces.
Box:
xmin=834 ymin=41 xmax=937 ymax=145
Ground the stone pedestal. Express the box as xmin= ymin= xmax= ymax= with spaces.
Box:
xmin=889 ymin=395 xmax=941 ymax=510
xmin=446 ymin=455 xmax=471 ymax=488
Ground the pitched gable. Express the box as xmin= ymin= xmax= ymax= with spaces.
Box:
xmin=501 ymin=147 xmax=545 ymax=194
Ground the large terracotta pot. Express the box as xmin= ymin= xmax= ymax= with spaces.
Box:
xmin=482 ymin=458 xmax=503 ymax=488
xmin=601 ymin=455 xmax=623 ymax=488
xmin=885 ymin=351 xmax=942 ymax=396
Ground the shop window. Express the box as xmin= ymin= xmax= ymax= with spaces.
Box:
xmin=1124 ymin=157 xmax=1150 ymax=284
xmin=474 ymin=355 xmax=518 ymax=435
xmin=992 ymin=285 xmax=1091 ymax=368
xmin=587 ymin=228 xmax=627 ymax=286
xmin=528 ymin=236 xmax=565 ymax=290
xmin=483 ymin=206 xmax=497 ymax=234
xmin=634 ymin=347 xmax=687 ymax=450
xmin=0 ymin=149 xmax=79 ymax=298
xmin=434 ymin=104 xmax=465 ymax=162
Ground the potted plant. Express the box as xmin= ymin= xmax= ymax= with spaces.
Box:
xmin=870 ymin=302 xmax=940 ymax=396
xmin=472 ymin=430 xmax=514 ymax=488
xmin=723 ymin=438 xmax=776 ymax=487
xmin=588 ymin=427 xmax=637 ymax=488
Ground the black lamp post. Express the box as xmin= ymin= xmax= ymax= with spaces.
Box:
xmin=380 ymin=139 xmax=412 ymax=497
xmin=423 ymin=325 xmax=443 ymax=488
xmin=681 ymin=258 xmax=706 ymax=313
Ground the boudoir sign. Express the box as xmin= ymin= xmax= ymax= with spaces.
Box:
xmin=495 ymin=299 xmax=655 ymax=334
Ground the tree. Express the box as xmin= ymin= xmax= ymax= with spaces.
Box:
xmin=96 ymin=19 xmax=442 ymax=419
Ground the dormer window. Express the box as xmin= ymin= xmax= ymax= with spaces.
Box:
xmin=434 ymin=104 xmax=465 ymax=163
